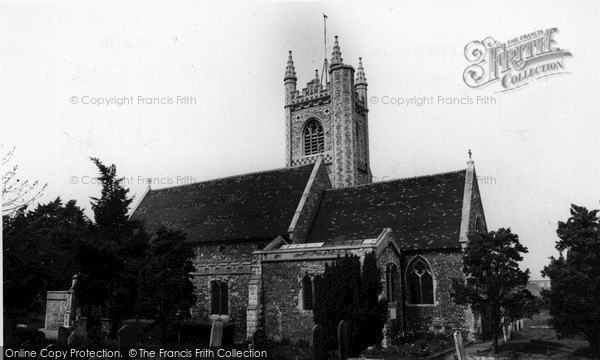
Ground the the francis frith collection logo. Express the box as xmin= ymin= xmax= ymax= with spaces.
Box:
xmin=463 ymin=28 xmax=572 ymax=92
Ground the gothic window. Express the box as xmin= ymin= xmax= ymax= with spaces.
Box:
xmin=407 ymin=257 xmax=435 ymax=305
xmin=385 ymin=264 xmax=398 ymax=302
xmin=210 ymin=281 xmax=229 ymax=315
xmin=303 ymin=119 xmax=325 ymax=155
xmin=302 ymin=274 xmax=313 ymax=310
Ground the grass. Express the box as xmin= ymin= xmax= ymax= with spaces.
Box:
xmin=493 ymin=310 xmax=597 ymax=359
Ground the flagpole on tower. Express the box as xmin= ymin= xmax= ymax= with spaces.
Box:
xmin=321 ymin=13 xmax=329 ymax=86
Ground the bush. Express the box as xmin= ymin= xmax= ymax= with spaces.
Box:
xmin=385 ymin=329 xmax=453 ymax=357
xmin=8 ymin=327 xmax=52 ymax=349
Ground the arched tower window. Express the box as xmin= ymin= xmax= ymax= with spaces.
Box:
xmin=407 ymin=257 xmax=435 ymax=305
xmin=303 ymin=119 xmax=324 ymax=155
xmin=385 ymin=263 xmax=398 ymax=302
xmin=302 ymin=274 xmax=313 ymax=310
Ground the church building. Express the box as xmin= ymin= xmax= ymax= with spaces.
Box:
xmin=130 ymin=36 xmax=488 ymax=343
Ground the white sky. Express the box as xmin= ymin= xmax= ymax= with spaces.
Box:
xmin=2 ymin=0 xmax=599 ymax=278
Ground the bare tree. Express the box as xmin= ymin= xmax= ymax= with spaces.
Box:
xmin=2 ymin=146 xmax=47 ymax=215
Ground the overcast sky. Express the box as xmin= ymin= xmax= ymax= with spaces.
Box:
xmin=2 ymin=1 xmax=599 ymax=278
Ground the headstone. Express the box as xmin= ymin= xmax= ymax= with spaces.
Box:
xmin=57 ymin=326 xmax=71 ymax=346
xmin=312 ymin=324 xmax=327 ymax=360
xmin=67 ymin=330 xmax=85 ymax=347
xmin=507 ymin=323 xmax=513 ymax=340
xmin=37 ymin=344 xmax=59 ymax=360
xmin=453 ymin=331 xmax=466 ymax=360
xmin=118 ymin=325 xmax=137 ymax=358
xmin=209 ymin=320 xmax=224 ymax=347
xmin=338 ymin=320 xmax=350 ymax=360
xmin=253 ymin=328 xmax=268 ymax=350
xmin=519 ymin=318 xmax=524 ymax=331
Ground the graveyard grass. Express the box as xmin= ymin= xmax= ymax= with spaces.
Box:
xmin=493 ymin=310 xmax=597 ymax=359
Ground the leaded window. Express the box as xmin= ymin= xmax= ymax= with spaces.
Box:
xmin=386 ymin=264 xmax=398 ymax=302
xmin=407 ymin=257 xmax=434 ymax=304
xmin=303 ymin=120 xmax=324 ymax=155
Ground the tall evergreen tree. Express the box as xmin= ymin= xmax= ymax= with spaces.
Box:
xmin=357 ymin=252 xmax=386 ymax=352
xmin=451 ymin=228 xmax=532 ymax=354
xmin=542 ymin=205 xmax=600 ymax=355
xmin=76 ymin=158 xmax=147 ymax=338
xmin=136 ymin=227 xmax=196 ymax=323
xmin=313 ymin=252 xmax=386 ymax=355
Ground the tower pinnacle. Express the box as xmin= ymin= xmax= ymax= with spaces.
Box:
xmin=356 ymin=57 xmax=367 ymax=86
xmin=330 ymin=36 xmax=343 ymax=67
xmin=284 ymin=51 xmax=297 ymax=81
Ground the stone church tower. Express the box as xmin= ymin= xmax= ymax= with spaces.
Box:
xmin=284 ymin=36 xmax=372 ymax=188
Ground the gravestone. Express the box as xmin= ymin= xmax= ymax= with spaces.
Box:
xmin=67 ymin=329 xmax=85 ymax=347
xmin=209 ymin=320 xmax=224 ymax=347
xmin=37 ymin=344 xmax=59 ymax=360
xmin=253 ymin=328 xmax=268 ymax=350
xmin=118 ymin=325 xmax=137 ymax=358
xmin=338 ymin=320 xmax=350 ymax=360
xmin=453 ymin=331 xmax=466 ymax=360
xmin=57 ymin=326 xmax=71 ymax=346
xmin=312 ymin=324 xmax=327 ymax=360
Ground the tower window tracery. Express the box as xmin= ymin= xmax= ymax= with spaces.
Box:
xmin=303 ymin=119 xmax=325 ymax=155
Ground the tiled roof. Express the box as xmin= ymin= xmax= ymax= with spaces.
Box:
xmin=306 ymin=170 xmax=467 ymax=250
xmin=130 ymin=164 xmax=315 ymax=243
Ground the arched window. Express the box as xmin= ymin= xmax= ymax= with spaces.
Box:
xmin=303 ymin=120 xmax=325 ymax=155
xmin=302 ymin=274 xmax=313 ymax=310
xmin=312 ymin=275 xmax=323 ymax=307
xmin=385 ymin=264 xmax=398 ymax=302
xmin=210 ymin=281 xmax=229 ymax=315
xmin=407 ymin=257 xmax=435 ymax=305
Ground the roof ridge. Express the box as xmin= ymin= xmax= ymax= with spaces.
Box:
xmin=326 ymin=168 xmax=467 ymax=191
xmin=148 ymin=163 xmax=314 ymax=193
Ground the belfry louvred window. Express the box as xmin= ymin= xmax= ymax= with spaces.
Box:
xmin=303 ymin=120 xmax=324 ymax=155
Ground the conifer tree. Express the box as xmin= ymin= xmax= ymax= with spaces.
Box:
xmin=542 ymin=205 xmax=600 ymax=355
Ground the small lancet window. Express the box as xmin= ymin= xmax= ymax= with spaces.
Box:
xmin=302 ymin=274 xmax=313 ymax=310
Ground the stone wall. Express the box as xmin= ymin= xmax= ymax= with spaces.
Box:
xmin=402 ymin=252 xmax=470 ymax=333
xmin=261 ymin=258 xmax=329 ymax=342
xmin=289 ymin=102 xmax=332 ymax=161
xmin=469 ymin=170 xmax=488 ymax=233
xmin=259 ymin=243 xmax=397 ymax=343
xmin=191 ymin=241 xmax=265 ymax=342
